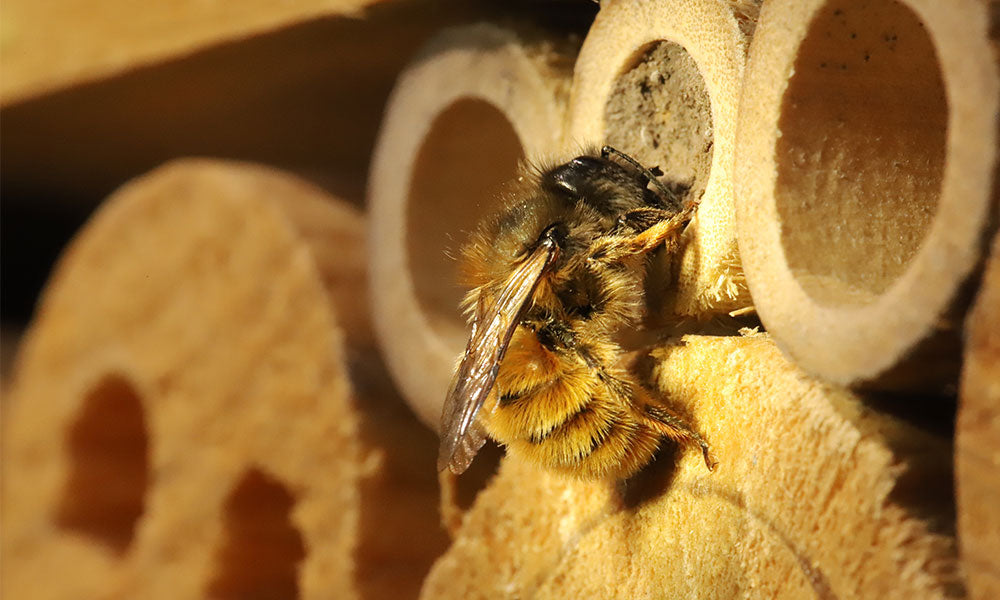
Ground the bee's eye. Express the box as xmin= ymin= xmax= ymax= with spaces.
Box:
xmin=544 ymin=156 xmax=605 ymax=198
xmin=552 ymin=179 xmax=576 ymax=195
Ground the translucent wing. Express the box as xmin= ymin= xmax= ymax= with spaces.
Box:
xmin=437 ymin=237 xmax=558 ymax=473
xmin=444 ymin=419 xmax=488 ymax=476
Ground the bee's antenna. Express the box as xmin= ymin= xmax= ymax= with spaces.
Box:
xmin=601 ymin=145 xmax=681 ymax=210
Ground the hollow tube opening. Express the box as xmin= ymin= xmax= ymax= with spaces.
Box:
xmin=605 ymin=41 xmax=715 ymax=317
xmin=407 ymin=98 xmax=524 ymax=346
xmin=775 ymin=0 xmax=947 ymax=307
xmin=605 ymin=41 xmax=715 ymax=208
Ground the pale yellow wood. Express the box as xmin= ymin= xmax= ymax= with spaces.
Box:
xmin=367 ymin=24 xmax=577 ymax=430
xmin=0 ymin=160 xmax=447 ymax=599
xmin=958 ymin=233 xmax=1000 ymax=600
xmin=734 ymin=0 xmax=999 ymax=389
xmin=0 ymin=0 xmax=384 ymax=105
xmin=424 ymin=335 xmax=960 ymax=599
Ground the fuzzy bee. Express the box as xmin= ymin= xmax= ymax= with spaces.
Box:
xmin=438 ymin=146 xmax=717 ymax=480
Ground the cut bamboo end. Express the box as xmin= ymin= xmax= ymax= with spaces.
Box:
xmin=735 ymin=0 xmax=1000 ymax=388
xmin=0 ymin=160 xmax=447 ymax=599
xmin=568 ymin=0 xmax=756 ymax=317
xmin=958 ymin=233 xmax=1000 ymax=600
xmin=368 ymin=24 xmax=575 ymax=430
xmin=421 ymin=335 xmax=960 ymax=599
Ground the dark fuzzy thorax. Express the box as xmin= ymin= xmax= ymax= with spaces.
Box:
xmin=460 ymin=153 xmax=656 ymax=324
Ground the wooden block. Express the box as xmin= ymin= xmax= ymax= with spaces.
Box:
xmin=424 ymin=335 xmax=960 ymax=599
xmin=958 ymin=232 xmax=1000 ymax=600
xmin=0 ymin=9 xmax=461 ymax=218
xmin=0 ymin=0 xmax=386 ymax=105
xmin=1 ymin=159 xmax=447 ymax=599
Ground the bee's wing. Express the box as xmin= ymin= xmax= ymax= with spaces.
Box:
xmin=444 ymin=417 xmax=488 ymax=475
xmin=437 ymin=239 xmax=558 ymax=474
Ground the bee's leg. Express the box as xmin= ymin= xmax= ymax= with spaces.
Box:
xmin=613 ymin=207 xmax=681 ymax=233
xmin=612 ymin=207 xmax=661 ymax=233
xmin=588 ymin=203 xmax=697 ymax=264
xmin=641 ymin=402 xmax=718 ymax=471
xmin=627 ymin=200 xmax=698 ymax=251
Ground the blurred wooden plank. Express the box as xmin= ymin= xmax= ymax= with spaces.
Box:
xmin=0 ymin=11 xmax=452 ymax=209
xmin=0 ymin=0 xmax=390 ymax=105
xmin=958 ymin=233 xmax=1000 ymax=600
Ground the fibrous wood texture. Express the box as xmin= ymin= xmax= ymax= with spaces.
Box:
xmin=735 ymin=0 xmax=999 ymax=389
xmin=569 ymin=0 xmax=758 ymax=317
xmin=423 ymin=335 xmax=960 ymax=599
xmin=958 ymin=233 xmax=1000 ymax=600
xmin=367 ymin=24 xmax=576 ymax=429
xmin=0 ymin=160 xmax=447 ymax=599
xmin=0 ymin=0 xmax=385 ymax=106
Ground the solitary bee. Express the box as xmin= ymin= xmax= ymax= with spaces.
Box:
xmin=438 ymin=146 xmax=717 ymax=480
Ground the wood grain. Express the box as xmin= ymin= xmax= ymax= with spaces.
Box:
xmin=0 ymin=160 xmax=447 ymax=599
xmin=958 ymin=232 xmax=1000 ymax=600
xmin=423 ymin=335 xmax=960 ymax=599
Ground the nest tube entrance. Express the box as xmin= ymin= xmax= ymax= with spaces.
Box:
xmin=736 ymin=0 xmax=999 ymax=388
xmin=368 ymin=24 xmax=574 ymax=429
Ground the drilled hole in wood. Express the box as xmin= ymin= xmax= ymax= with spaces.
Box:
xmin=207 ymin=468 xmax=306 ymax=600
xmin=605 ymin=40 xmax=714 ymax=206
xmin=775 ymin=0 xmax=946 ymax=307
xmin=56 ymin=374 xmax=149 ymax=554
xmin=406 ymin=98 xmax=524 ymax=348
xmin=605 ymin=41 xmax=715 ymax=320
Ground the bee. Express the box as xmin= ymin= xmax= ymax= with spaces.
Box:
xmin=438 ymin=146 xmax=717 ymax=480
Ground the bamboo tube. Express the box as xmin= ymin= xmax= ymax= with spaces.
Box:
xmin=368 ymin=24 xmax=575 ymax=429
xmin=0 ymin=160 xmax=447 ymax=600
xmin=957 ymin=233 xmax=1000 ymax=600
xmin=735 ymin=0 xmax=999 ymax=389
xmin=568 ymin=0 xmax=759 ymax=318
xmin=422 ymin=335 xmax=960 ymax=599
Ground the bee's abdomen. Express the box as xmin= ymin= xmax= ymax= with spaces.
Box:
xmin=513 ymin=396 xmax=660 ymax=480
xmin=486 ymin=368 xmax=592 ymax=445
xmin=485 ymin=328 xmax=661 ymax=479
xmin=493 ymin=377 xmax=660 ymax=480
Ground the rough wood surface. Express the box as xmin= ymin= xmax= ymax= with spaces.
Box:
xmin=424 ymin=335 xmax=960 ymax=599
xmin=734 ymin=0 xmax=999 ymax=389
xmin=0 ymin=0 xmax=386 ymax=106
xmin=0 ymin=160 xmax=447 ymax=599
xmin=957 ymin=232 xmax=1000 ymax=600
xmin=569 ymin=0 xmax=758 ymax=317
xmin=367 ymin=24 xmax=577 ymax=430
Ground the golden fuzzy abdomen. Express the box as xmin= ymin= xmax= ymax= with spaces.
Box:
xmin=481 ymin=328 xmax=661 ymax=480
